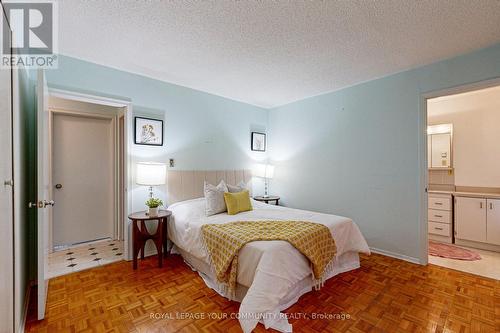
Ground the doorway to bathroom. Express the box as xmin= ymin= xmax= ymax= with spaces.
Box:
xmin=424 ymin=82 xmax=500 ymax=280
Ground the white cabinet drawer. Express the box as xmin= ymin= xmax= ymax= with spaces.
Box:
xmin=428 ymin=209 xmax=451 ymax=224
xmin=428 ymin=222 xmax=451 ymax=236
xmin=429 ymin=196 xmax=452 ymax=210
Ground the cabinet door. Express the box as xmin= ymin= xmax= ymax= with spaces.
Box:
xmin=487 ymin=199 xmax=500 ymax=245
xmin=455 ymin=197 xmax=487 ymax=242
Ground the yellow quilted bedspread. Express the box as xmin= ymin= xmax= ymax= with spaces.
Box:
xmin=201 ymin=220 xmax=337 ymax=296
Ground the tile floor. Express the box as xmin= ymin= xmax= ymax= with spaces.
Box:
xmin=429 ymin=243 xmax=500 ymax=280
xmin=47 ymin=239 xmax=124 ymax=279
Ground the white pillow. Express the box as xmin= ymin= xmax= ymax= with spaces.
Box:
xmin=204 ymin=180 xmax=228 ymax=216
xmin=227 ymin=180 xmax=248 ymax=193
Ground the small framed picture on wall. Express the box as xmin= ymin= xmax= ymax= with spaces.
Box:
xmin=251 ymin=132 xmax=266 ymax=151
xmin=134 ymin=116 xmax=164 ymax=146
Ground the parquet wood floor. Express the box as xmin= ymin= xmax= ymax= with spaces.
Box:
xmin=25 ymin=253 xmax=500 ymax=333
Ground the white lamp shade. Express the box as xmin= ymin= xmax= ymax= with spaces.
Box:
xmin=254 ymin=164 xmax=274 ymax=179
xmin=136 ymin=162 xmax=166 ymax=186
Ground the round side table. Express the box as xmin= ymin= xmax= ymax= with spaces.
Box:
xmin=253 ymin=195 xmax=280 ymax=205
xmin=128 ymin=210 xmax=172 ymax=269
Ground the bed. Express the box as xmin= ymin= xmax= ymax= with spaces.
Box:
xmin=165 ymin=170 xmax=370 ymax=333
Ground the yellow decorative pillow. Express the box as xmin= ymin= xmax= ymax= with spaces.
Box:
xmin=224 ymin=190 xmax=253 ymax=215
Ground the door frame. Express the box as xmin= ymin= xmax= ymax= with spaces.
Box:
xmin=418 ymin=77 xmax=500 ymax=265
xmin=48 ymin=88 xmax=133 ymax=260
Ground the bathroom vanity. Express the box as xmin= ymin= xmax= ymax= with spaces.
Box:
xmin=428 ymin=190 xmax=500 ymax=251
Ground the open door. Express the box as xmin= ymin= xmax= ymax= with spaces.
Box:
xmin=0 ymin=6 xmax=14 ymax=330
xmin=36 ymin=69 xmax=52 ymax=320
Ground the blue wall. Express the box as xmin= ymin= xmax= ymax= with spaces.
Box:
xmin=44 ymin=56 xmax=269 ymax=211
xmin=40 ymin=56 xmax=269 ymax=260
xmin=42 ymin=44 xmax=500 ymax=263
xmin=268 ymin=43 xmax=500 ymax=262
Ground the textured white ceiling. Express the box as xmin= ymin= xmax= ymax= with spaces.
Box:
xmin=57 ymin=0 xmax=500 ymax=108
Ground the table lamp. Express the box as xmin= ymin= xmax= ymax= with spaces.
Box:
xmin=254 ymin=163 xmax=274 ymax=198
xmin=136 ymin=162 xmax=166 ymax=198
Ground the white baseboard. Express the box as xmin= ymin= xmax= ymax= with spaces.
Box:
xmin=369 ymin=247 xmax=422 ymax=265
xmin=429 ymin=234 xmax=452 ymax=244
xmin=122 ymin=248 xmax=158 ymax=262
xmin=455 ymin=239 xmax=500 ymax=252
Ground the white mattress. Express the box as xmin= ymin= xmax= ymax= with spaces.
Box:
xmin=167 ymin=198 xmax=370 ymax=332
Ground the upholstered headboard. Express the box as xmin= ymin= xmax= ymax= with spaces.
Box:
xmin=167 ymin=170 xmax=252 ymax=205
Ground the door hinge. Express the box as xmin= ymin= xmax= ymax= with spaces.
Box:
xmin=3 ymin=179 xmax=13 ymax=187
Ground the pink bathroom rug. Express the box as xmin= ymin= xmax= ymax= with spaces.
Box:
xmin=429 ymin=241 xmax=481 ymax=260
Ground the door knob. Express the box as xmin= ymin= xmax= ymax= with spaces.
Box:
xmin=55 ymin=184 xmax=62 ymax=189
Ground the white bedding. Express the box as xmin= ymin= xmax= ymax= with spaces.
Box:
xmin=167 ymin=198 xmax=370 ymax=332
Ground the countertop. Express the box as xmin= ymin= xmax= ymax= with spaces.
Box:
xmin=429 ymin=189 xmax=500 ymax=199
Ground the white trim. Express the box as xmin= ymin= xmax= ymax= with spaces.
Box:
xmin=12 ymin=66 xmax=27 ymax=333
xmin=370 ymin=247 xmax=422 ymax=265
xmin=12 ymin=61 xmax=20 ymax=333
xmin=46 ymin=88 xmax=133 ymax=261
xmin=117 ymin=113 xmax=125 ymax=241
xmin=17 ymin=281 xmax=33 ymax=333
xmin=418 ymin=93 xmax=429 ymax=265
xmin=419 ymin=76 xmax=500 ymax=265
xmin=124 ymin=105 xmax=133 ymax=261
xmin=49 ymin=88 xmax=131 ymax=108
xmin=50 ymin=107 xmax=116 ymax=119
xmin=454 ymin=239 xmax=500 ymax=252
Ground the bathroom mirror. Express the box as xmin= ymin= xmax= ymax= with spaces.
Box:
xmin=427 ymin=124 xmax=453 ymax=169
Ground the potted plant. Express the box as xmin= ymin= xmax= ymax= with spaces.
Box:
xmin=145 ymin=197 xmax=163 ymax=217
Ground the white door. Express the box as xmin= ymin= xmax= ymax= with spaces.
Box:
xmin=0 ymin=12 xmax=14 ymax=331
xmin=52 ymin=113 xmax=114 ymax=246
xmin=486 ymin=199 xmax=500 ymax=245
xmin=455 ymin=197 xmax=487 ymax=243
xmin=37 ymin=70 xmax=52 ymax=320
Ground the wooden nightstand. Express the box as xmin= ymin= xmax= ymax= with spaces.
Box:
xmin=128 ymin=210 xmax=172 ymax=269
xmin=253 ymin=195 xmax=280 ymax=205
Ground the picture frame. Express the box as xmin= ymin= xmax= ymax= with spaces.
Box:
xmin=134 ymin=116 xmax=164 ymax=146
xmin=251 ymin=132 xmax=266 ymax=151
